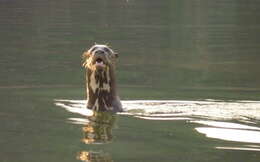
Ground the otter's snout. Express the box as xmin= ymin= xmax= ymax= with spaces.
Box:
xmin=93 ymin=50 xmax=106 ymax=62
xmin=95 ymin=50 xmax=105 ymax=55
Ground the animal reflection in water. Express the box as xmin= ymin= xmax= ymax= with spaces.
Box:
xmin=77 ymin=111 xmax=116 ymax=162
xmin=77 ymin=151 xmax=113 ymax=162
xmin=81 ymin=111 xmax=116 ymax=144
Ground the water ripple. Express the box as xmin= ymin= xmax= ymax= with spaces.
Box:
xmin=54 ymin=99 xmax=260 ymax=145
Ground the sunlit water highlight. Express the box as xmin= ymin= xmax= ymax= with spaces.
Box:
xmin=55 ymin=99 xmax=260 ymax=151
xmin=55 ymin=99 xmax=260 ymax=120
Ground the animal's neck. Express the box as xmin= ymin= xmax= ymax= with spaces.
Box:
xmin=86 ymin=67 xmax=117 ymax=111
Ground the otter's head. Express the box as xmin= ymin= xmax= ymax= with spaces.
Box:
xmin=82 ymin=44 xmax=118 ymax=72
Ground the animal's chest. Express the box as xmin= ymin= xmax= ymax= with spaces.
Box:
xmin=89 ymin=72 xmax=111 ymax=93
xmin=88 ymin=72 xmax=113 ymax=111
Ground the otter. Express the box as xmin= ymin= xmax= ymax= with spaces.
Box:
xmin=82 ymin=44 xmax=123 ymax=112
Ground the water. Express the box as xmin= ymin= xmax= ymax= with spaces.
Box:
xmin=1 ymin=0 xmax=260 ymax=161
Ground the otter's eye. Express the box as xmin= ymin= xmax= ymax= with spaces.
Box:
xmin=103 ymin=47 xmax=110 ymax=53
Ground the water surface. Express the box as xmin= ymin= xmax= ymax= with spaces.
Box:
xmin=1 ymin=0 xmax=260 ymax=161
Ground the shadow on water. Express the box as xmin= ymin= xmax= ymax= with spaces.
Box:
xmin=55 ymin=99 xmax=260 ymax=155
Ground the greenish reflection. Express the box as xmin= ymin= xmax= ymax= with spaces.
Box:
xmin=77 ymin=111 xmax=116 ymax=162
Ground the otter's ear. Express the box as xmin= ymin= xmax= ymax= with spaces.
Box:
xmin=114 ymin=52 xmax=119 ymax=58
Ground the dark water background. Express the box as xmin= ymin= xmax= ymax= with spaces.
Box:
xmin=1 ymin=0 xmax=260 ymax=161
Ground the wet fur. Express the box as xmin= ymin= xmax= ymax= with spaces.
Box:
xmin=82 ymin=44 xmax=122 ymax=112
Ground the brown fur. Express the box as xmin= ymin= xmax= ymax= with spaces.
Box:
xmin=82 ymin=44 xmax=122 ymax=112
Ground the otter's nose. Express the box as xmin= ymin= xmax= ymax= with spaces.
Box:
xmin=95 ymin=50 xmax=104 ymax=55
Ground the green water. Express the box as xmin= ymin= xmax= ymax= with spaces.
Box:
xmin=1 ymin=0 xmax=260 ymax=161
